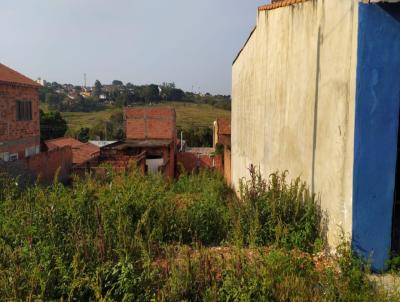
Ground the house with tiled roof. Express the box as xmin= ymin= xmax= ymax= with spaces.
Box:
xmin=232 ymin=0 xmax=400 ymax=271
xmin=0 ymin=63 xmax=41 ymax=162
xmin=45 ymin=137 xmax=100 ymax=165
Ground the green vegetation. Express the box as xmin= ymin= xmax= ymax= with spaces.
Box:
xmin=0 ymin=168 xmax=397 ymax=301
xmin=40 ymin=110 xmax=68 ymax=141
xmin=61 ymin=102 xmax=230 ymax=133
xmin=39 ymin=80 xmax=231 ymax=144
xmin=61 ymin=107 xmax=122 ymax=133
xmin=59 ymin=102 xmax=230 ymax=145
xmin=39 ymin=81 xmax=231 ymax=113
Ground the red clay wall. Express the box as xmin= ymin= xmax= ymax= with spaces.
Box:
xmin=0 ymin=84 xmax=40 ymax=159
xmin=0 ymin=147 xmax=72 ymax=184
xmin=125 ymin=107 xmax=176 ymax=140
xmin=27 ymin=146 xmax=73 ymax=183
xmin=165 ymin=143 xmax=175 ymax=180
xmin=177 ymin=152 xmax=215 ymax=173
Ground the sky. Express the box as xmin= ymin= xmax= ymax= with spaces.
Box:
xmin=0 ymin=0 xmax=269 ymax=95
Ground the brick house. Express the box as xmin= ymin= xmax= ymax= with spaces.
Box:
xmin=78 ymin=107 xmax=177 ymax=180
xmin=0 ymin=63 xmax=41 ymax=162
xmin=45 ymin=137 xmax=100 ymax=165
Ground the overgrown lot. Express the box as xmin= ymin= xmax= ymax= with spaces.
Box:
xmin=0 ymin=168 xmax=397 ymax=301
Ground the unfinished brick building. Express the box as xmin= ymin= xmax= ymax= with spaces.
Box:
xmin=215 ymin=118 xmax=231 ymax=184
xmin=0 ymin=63 xmax=41 ymax=161
xmin=80 ymin=107 xmax=177 ymax=180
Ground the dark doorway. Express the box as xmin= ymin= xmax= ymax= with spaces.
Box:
xmin=392 ymin=126 xmax=400 ymax=254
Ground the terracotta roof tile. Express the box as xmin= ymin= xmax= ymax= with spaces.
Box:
xmin=0 ymin=63 xmax=40 ymax=87
xmin=72 ymin=143 xmax=100 ymax=165
xmin=45 ymin=137 xmax=83 ymax=150
xmin=45 ymin=138 xmax=100 ymax=164
xmin=259 ymin=0 xmax=309 ymax=11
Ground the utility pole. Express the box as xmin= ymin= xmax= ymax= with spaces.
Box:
xmin=84 ymin=73 xmax=87 ymax=88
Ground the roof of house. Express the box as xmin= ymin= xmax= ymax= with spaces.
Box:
xmin=217 ymin=118 xmax=231 ymax=136
xmin=45 ymin=137 xmax=100 ymax=164
xmin=258 ymin=0 xmax=309 ymax=12
xmin=46 ymin=137 xmax=84 ymax=150
xmin=109 ymin=139 xmax=173 ymax=150
xmin=72 ymin=143 xmax=100 ymax=165
xmin=0 ymin=63 xmax=40 ymax=88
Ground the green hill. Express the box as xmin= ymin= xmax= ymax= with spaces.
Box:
xmin=61 ymin=102 xmax=231 ymax=133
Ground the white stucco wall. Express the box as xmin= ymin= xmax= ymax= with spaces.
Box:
xmin=232 ymin=0 xmax=358 ymax=247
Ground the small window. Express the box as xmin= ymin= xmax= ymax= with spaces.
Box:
xmin=9 ymin=153 xmax=18 ymax=162
xmin=16 ymin=101 xmax=32 ymax=121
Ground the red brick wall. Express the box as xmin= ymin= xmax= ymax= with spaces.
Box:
xmin=177 ymin=152 xmax=215 ymax=173
xmin=165 ymin=143 xmax=175 ymax=180
xmin=0 ymin=146 xmax=72 ymax=184
xmin=125 ymin=107 xmax=176 ymax=140
xmin=0 ymin=84 xmax=40 ymax=159
xmin=214 ymin=154 xmax=224 ymax=174
xmin=27 ymin=146 xmax=73 ymax=183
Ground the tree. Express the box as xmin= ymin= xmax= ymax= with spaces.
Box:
xmin=77 ymin=127 xmax=90 ymax=143
xmin=126 ymin=82 xmax=134 ymax=89
xmin=178 ymin=126 xmax=213 ymax=147
xmin=40 ymin=110 xmax=68 ymax=141
xmin=161 ymin=82 xmax=176 ymax=90
xmin=160 ymin=82 xmax=184 ymax=101
xmin=93 ymin=80 xmax=102 ymax=97
xmin=45 ymin=93 xmax=63 ymax=111
xmin=112 ymin=80 xmax=123 ymax=86
xmin=140 ymin=84 xmax=160 ymax=103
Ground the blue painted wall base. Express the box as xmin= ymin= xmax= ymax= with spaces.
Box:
xmin=353 ymin=3 xmax=400 ymax=271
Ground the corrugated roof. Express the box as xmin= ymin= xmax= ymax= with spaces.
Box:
xmin=110 ymin=139 xmax=173 ymax=150
xmin=0 ymin=63 xmax=40 ymax=87
xmin=258 ymin=0 xmax=309 ymax=11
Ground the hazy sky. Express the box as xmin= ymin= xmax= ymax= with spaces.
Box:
xmin=1 ymin=0 xmax=269 ymax=95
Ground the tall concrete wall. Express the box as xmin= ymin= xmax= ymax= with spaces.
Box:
xmin=232 ymin=0 xmax=358 ymax=247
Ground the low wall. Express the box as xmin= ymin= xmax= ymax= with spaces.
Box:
xmin=177 ymin=152 xmax=223 ymax=174
xmin=0 ymin=146 xmax=73 ymax=185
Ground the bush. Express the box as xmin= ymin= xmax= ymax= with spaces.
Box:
xmin=0 ymin=168 xmax=397 ymax=301
xmin=236 ymin=166 xmax=324 ymax=252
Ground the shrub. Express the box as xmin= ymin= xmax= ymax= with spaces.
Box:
xmin=0 ymin=167 xmax=397 ymax=301
xmin=237 ymin=166 xmax=324 ymax=252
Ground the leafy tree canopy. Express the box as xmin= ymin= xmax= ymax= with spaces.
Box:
xmin=112 ymin=80 xmax=123 ymax=86
xmin=40 ymin=110 xmax=68 ymax=141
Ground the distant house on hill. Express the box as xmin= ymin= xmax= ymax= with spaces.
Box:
xmin=0 ymin=63 xmax=41 ymax=162
xmin=232 ymin=0 xmax=400 ymax=270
